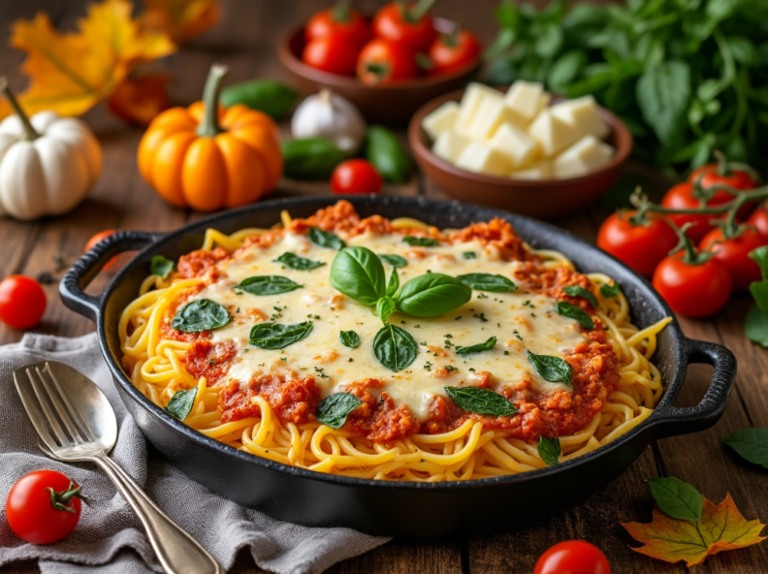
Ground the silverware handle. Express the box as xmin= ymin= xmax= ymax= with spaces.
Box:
xmin=92 ymin=454 xmax=221 ymax=574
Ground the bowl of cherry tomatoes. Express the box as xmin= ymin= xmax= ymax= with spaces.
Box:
xmin=277 ymin=1 xmax=482 ymax=124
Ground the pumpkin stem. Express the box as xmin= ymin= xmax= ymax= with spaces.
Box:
xmin=0 ymin=77 xmax=40 ymax=141
xmin=197 ymin=64 xmax=228 ymax=138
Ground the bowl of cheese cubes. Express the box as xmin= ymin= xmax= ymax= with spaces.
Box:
xmin=408 ymin=80 xmax=632 ymax=220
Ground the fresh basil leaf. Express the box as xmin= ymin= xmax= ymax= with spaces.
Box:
xmin=749 ymin=246 xmax=768 ymax=280
xmin=396 ymin=273 xmax=471 ymax=317
xmin=166 ymin=388 xmax=197 ymax=420
xmin=750 ymin=280 xmax=768 ymax=318
xmin=745 ymin=306 xmax=768 ymax=347
xmin=379 ymin=254 xmax=407 ymax=268
xmin=339 ymin=330 xmax=360 ymax=348
xmin=537 ymin=436 xmax=561 ymax=466
xmin=330 ymin=246 xmax=386 ymax=306
xmin=722 ymin=427 xmax=768 ymax=468
xmin=636 ymin=60 xmax=691 ymax=147
xmin=457 ymin=273 xmax=517 ymax=293
xmin=455 ymin=336 xmax=497 ymax=355
xmin=444 ymin=386 xmax=517 ymax=417
xmin=462 ymin=251 xmax=477 ymax=259
xmin=171 ymin=299 xmax=230 ymax=332
xmin=150 ymin=255 xmax=174 ymax=279
xmin=273 ymin=252 xmax=325 ymax=271
xmin=402 ymin=236 xmax=440 ymax=247
xmin=556 ymin=301 xmax=595 ymax=330
xmin=308 ymin=227 xmax=346 ymax=250
xmin=317 ymin=393 xmax=362 ymax=429
xmin=376 ymin=297 xmax=396 ymax=323
xmin=386 ymin=267 xmax=400 ymax=297
xmin=600 ymin=283 xmax=621 ymax=298
xmin=527 ymin=351 xmax=572 ymax=386
xmin=647 ymin=476 xmax=703 ymax=522
xmin=249 ymin=321 xmax=313 ymax=350
xmin=563 ymin=285 xmax=598 ymax=308
xmin=373 ymin=323 xmax=418 ymax=372
xmin=234 ymin=276 xmax=302 ymax=296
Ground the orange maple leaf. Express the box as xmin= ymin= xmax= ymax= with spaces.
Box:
xmin=622 ymin=493 xmax=767 ymax=567
xmin=0 ymin=0 xmax=175 ymax=119
xmin=141 ymin=0 xmax=220 ymax=43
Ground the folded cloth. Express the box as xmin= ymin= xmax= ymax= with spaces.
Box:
xmin=0 ymin=333 xmax=389 ymax=574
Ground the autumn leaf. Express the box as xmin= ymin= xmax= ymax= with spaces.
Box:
xmin=622 ymin=493 xmax=767 ymax=566
xmin=0 ymin=0 xmax=175 ymax=119
xmin=107 ymin=73 xmax=170 ymax=125
xmin=141 ymin=0 xmax=220 ymax=43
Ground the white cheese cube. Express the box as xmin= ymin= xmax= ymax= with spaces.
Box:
xmin=422 ymin=101 xmax=460 ymax=141
xmin=550 ymin=96 xmax=609 ymax=141
xmin=432 ymin=129 xmax=471 ymax=163
xmin=504 ymin=81 xmax=546 ymax=121
xmin=463 ymin=97 xmax=527 ymax=141
xmin=527 ymin=109 xmax=578 ymax=156
xmin=553 ymin=135 xmax=615 ymax=179
xmin=510 ymin=160 xmax=553 ymax=180
xmin=489 ymin=123 xmax=540 ymax=169
xmin=455 ymin=83 xmax=502 ymax=135
xmin=456 ymin=142 xmax=511 ymax=176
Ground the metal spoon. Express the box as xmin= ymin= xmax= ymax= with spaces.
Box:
xmin=13 ymin=360 xmax=221 ymax=574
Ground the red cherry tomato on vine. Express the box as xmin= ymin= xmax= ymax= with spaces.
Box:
xmin=689 ymin=163 xmax=758 ymax=218
xmin=357 ymin=39 xmax=419 ymax=85
xmin=427 ymin=30 xmax=481 ymax=75
xmin=6 ymin=470 xmax=84 ymax=545
xmin=748 ymin=206 xmax=768 ymax=239
xmin=305 ymin=5 xmax=371 ymax=48
xmin=699 ymin=227 xmax=767 ymax=291
xmin=652 ymin=254 xmax=732 ymax=317
xmin=372 ymin=1 xmax=436 ymax=53
xmin=331 ymin=160 xmax=383 ymax=195
xmin=302 ymin=34 xmax=359 ymax=76
xmin=596 ymin=211 xmax=678 ymax=277
xmin=660 ymin=182 xmax=724 ymax=242
xmin=0 ymin=275 xmax=46 ymax=330
xmin=85 ymin=230 xmax=118 ymax=270
xmin=533 ymin=540 xmax=611 ymax=574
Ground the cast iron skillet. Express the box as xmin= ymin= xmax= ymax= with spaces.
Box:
xmin=60 ymin=196 xmax=736 ymax=537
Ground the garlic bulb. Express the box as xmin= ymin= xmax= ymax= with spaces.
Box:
xmin=291 ymin=89 xmax=366 ymax=155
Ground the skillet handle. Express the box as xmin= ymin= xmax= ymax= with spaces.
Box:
xmin=652 ymin=339 xmax=737 ymax=438
xmin=60 ymin=231 xmax=161 ymax=323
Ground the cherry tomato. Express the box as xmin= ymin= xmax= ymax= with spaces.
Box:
xmin=331 ymin=160 xmax=383 ymax=194
xmin=427 ymin=30 xmax=481 ymax=75
xmin=660 ymin=182 xmax=725 ymax=242
xmin=357 ymin=38 xmax=419 ymax=85
xmin=85 ymin=230 xmax=118 ymax=270
xmin=699 ymin=227 xmax=767 ymax=291
xmin=0 ymin=275 xmax=46 ymax=330
xmin=372 ymin=1 xmax=436 ymax=53
xmin=6 ymin=470 xmax=84 ymax=545
xmin=653 ymin=254 xmax=732 ymax=317
xmin=534 ymin=540 xmax=611 ymax=574
xmin=748 ymin=205 xmax=768 ymax=239
xmin=596 ymin=211 xmax=678 ymax=277
xmin=305 ymin=5 xmax=370 ymax=48
xmin=689 ymin=163 xmax=757 ymax=218
xmin=302 ymin=34 xmax=359 ymax=76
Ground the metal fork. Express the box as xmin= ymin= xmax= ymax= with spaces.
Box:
xmin=13 ymin=361 xmax=221 ymax=574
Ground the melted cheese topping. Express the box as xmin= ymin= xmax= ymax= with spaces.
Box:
xmin=195 ymin=231 xmax=585 ymax=420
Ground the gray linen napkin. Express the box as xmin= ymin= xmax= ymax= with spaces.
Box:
xmin=0 ymin=333 xmax=389 ymax=574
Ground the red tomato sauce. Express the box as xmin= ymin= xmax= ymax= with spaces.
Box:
xmin=219 ymin=373 xmax=322 ymax=425
xmin=181 ymin=340 xmax=238 ymax=385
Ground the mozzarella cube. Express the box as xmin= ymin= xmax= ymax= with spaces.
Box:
xmin=504 ymin=81 xmax=546 ymax=121
xmin=464 ymin=97 xmax=529 ymax=141
xmin=553 ymin=135 xmax=615 ymax=179
xmin=455 ymin=83 xmax=502 ymax=135
xmin=489 ymin=123 xmax=540 ymax=169
xmin=432 ymin=129 xmax=471 ymax=163
xmin=550 ymin=96 xmax=609 ymax=141
xmin=527 ymin=109 xmax=578 ymax=156
xmin=510 ymin=160 xmax=553 ymax=180
xmin=456 ymin=142 xmax=511 ymax=176
xmin=422 ymin=101 xmax=460 ymax=141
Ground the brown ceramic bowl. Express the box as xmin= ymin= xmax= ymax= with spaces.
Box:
xmin=408 ymin=88 xmax=633 ymax=220
xmin=277 ymin=25 xmax=481 ymax=125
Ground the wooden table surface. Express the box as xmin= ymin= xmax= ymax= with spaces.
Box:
xmin=2 ymin=1 xmax=768 ymax=573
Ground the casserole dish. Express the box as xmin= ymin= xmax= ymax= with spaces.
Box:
xmin=60 ymin=196 xmax=736 ymax=537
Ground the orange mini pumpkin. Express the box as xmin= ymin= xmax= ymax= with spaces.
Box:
xmin=138 ymin=64 xmax=282 ymax=211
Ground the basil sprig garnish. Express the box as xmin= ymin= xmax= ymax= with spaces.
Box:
xmin=403 ymin=236 xmax=440 ymax=247
xmin=249 ymin=321 xmax=313 ymax=349
xmin=234 ymin=275 xmax=302 ymax=296
xmin=308 ymin=227 xmax=346 ymax=250
xmin=396 ymin=273 xmax=472 ymax=317
xmin=171 ymin=299 xmax=230 ymax=332
xmin=273 ymin=252 xmax=325 ymax=270
xmin=647 ymin=476 xmax=703 ymax=521
xmin=150 ymin=255 xmax=175 ymax=279
xmin=379 ymin=254 xmax=407 ymax=268
xmin=339 ymin=330 xmax=360 ymax=348
xmin=331 ymin=246 xmax=387 ymax=306
xmin=166 ymin=388 xmax=198 ymax=420
xmin=563 ymin=285 xmax=598 ymax=308
xmin=377 ymin=297 xmax=396 ymax=323
xmin=444 ymin=387 xmax=517 ymax=417
xmin=537 ymin=436 xmax=561 ymax=466
xmin=457 ymin=273 xmax=517 ymax=293
xmin=601 ymin=283 xmax=621 ymax=298
xmin=317 ymin=393 xmax=362 ymax=428
xmin=527 ymin=351 xmax=572 ymax=386
xmin=455 ymin=336 xmax=497 ymax=355
xmin=373 ymin=323 xmax=418 ymax=372
xmin=556 ymin=301 xmax=594 ymax=330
